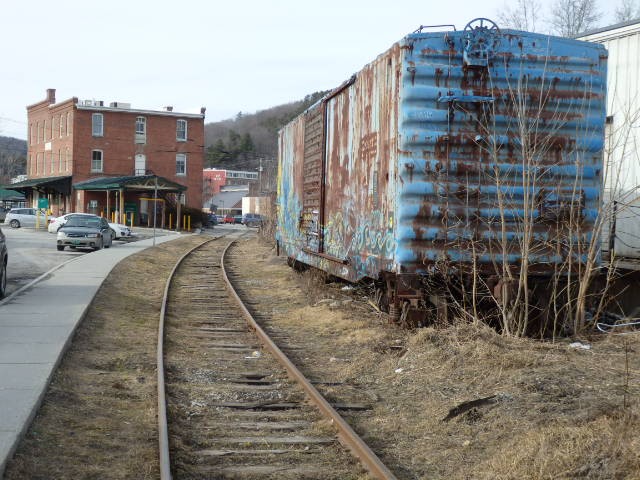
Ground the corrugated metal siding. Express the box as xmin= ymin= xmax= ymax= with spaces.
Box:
xmin=276 ymin=115 xmax=306 ymax=245
xmin=277 ymin=26 xmax=607 ymax=282
xmin=396 ymin=29 xmax=607 ymax=274
xmin=321 ymin=45 xmax=401 ymax=280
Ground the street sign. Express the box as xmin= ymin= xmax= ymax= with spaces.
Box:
xmin=38 ymin=198 xmax=49 ymax=209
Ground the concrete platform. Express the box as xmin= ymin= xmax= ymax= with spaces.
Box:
xmin=0 ymin=232 xmax=187 ymax=476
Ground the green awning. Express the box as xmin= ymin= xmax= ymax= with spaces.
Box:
xmin=1 ymin=176 xmax=72 ymax=195
xmin=73 ymin=175 xmax=186 ymax=192
xmin=0 ymin=188 xmax=25 ymax=201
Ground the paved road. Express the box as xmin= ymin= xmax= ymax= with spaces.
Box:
xmin=1 ymin=223 xmax=242 ymax=297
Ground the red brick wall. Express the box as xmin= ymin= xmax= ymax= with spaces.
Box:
xmin=27 ymin=90 xmax=204 ymax=214
xmin=72 ymin=108 xmax=204 ymax=209
xmin=26 ymin=97 xmax=75 ymax=179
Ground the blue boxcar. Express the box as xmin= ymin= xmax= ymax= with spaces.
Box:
xmin=276 ymin=19 xmax=607 ymax=319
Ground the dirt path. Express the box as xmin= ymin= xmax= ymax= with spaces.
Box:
xmin=4 ymin=234 xmax=640 ymax=479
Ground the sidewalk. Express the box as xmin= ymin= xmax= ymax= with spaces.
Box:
xmin=0 ymin=232 xmax=187 ymax=476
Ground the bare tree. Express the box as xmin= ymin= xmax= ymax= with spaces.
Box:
xmin=496 ymin=0 xmax=542 ymax=32
xmin=549 ymin=0 xmax=600 ymax=37
xmin=615 ymin=0 xmax=640 ymax=22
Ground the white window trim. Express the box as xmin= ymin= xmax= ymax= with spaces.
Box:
xmin=91 ymin=149 xmax=104 ymax=173
xmin=59 ymin=115 xmax=64 ymax=138
xmin=92 ymin=113 xmax=104 ymax=137
xmin=176 ymin=119 xmax=187 ymax=141
xmin=135 ymin=116 xmax=146 ymax=135
xmin=176 ymin=153 xmax=187 ymax=176
xmin=67 ymin=112 xmax=71 ymax=136
xmin=135 ymin=116 xmax=147 ymax=144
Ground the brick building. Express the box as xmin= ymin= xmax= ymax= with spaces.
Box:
xmin=11 ymin=89 xmax=205 ymax=225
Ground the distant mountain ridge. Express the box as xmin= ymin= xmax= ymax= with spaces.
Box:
xmin=204 ymin=90 xmax=329 ymax=171
xmin=0 ymin=136 xmax=27 ymax=184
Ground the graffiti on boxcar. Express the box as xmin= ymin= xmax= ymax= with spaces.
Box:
xmin=323 ymin=209 xmax=396 ymax=273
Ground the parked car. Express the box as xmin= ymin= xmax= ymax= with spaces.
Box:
xmin=202 ymin=213 xmax=218 ymax=229
xmin=242 ymin=213 xmax=263 ymax=228
xmin=0 ymin=225 xmax=7 ymax=298
xmin=4 ymin=208 xmax=52 ymax=229
xmin=109 ymin=222 xmax=132 ymax=239
xmin=216 ymin=215 xmax=224 ymax=223
xmin=234 ymin=215 xmax=243 ymax=224
xmin=48 ymin=213 xmax=98 ymax=233
xmin=223 ymin=214 xmax=235 ymax=224
xmin=56 ymin=216 xmax=113 ymax=251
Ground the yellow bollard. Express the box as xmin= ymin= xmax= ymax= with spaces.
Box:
xmin=169 ymin=213 xmax=172 ymax=230
xmin=188 ymin=215 xmax=191 ymax=231
xmin=183 ymin=215 xmax=186 ymax=231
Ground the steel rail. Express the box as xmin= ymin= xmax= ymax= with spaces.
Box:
xmin=157 ymin=236 xmax=219 ymax=480
xmin=221 ymin=240 xmax=398 ymax=480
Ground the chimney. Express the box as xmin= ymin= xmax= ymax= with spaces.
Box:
xmin=46 ymin=88 xmax=56 ymax=104
xmin=200 ymin=107 xmax=206 ymax=115
xmin=164 ymin=106 xmax=173 ymax=112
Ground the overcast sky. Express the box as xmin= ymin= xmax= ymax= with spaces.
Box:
xmin=0 ymin=0 xmax=616 ymax=140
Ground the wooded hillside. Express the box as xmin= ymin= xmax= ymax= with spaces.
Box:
xmin=204 ymin=90 xmax=329 ymax=172
xmin=0 ymin=136 xmax=27 ymax=184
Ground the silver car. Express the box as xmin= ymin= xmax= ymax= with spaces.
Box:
xmin=56 ymin=216 xmax=113 ymax=251
xmin=4 ymin=208 xmax=50 ymax=228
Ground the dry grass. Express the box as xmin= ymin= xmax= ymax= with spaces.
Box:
xmin=3 ymin=236 xmax=205 ymax=480
xmin=230 ymin=237 xmax=640 ymax=480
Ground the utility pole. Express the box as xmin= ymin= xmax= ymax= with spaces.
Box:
xmin=153 ymin=175 xmax=158 ymax=246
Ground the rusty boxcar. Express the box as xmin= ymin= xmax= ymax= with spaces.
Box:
xmin=276 ymin=19 xmax=607 ymax=323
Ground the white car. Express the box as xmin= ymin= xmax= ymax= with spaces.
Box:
xmin=48 ymin=213 xmax=98 ymax=233
xmin=109 ymin=223 xmax=132 ymax=239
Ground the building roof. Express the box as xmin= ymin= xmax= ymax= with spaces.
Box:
xmin=577 ymin=18 xmax=640 ymax=39
xmin=73 ymin=175 xmax=187 ymax=192
xmin=3 ymin=176 xmax=72 ymax=195
xmin=204 ymin=189 xmax=248 ymax=210
xmin=75 ymin=102 xmax=205 ymax=119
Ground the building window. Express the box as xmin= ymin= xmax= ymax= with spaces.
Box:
xmin=135 ymin=116 xmax=146 ymax=143
xmin=176 ymin=119 xmax=187 ymax=141
xmin=176 ymin=153 xmax=186 ymax=176
xmin=60 ymin=114 xmax=64 ymax=137
xmin=59 ymin=149 xmax=63 ymax=171
xmin=29 ymin=124 xmax=33 ymax=146
xmin=29 ymin=154 xmax=33 ymax=174
xmin=65 ymin=148 xmax=70 ymax=171
xmin=51 ymin=117 xmax=55 ymax=139
xmin=36 ymin=122 xmax=40 ymax=143
xmin=44 ymin=120 xmax=48 ymax=141
xmin=67 ymin=112 xmax=71 ymax=136
xmin=91 ymin=150 xmax=103 ymax=172
xmin=50 ymin=152 xmax=55 ymax=174
xmin=92 ymin=113 xmax=103 ymax=137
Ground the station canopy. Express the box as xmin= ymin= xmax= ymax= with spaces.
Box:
xmin=73 ymin=175 xmax=186 ymax=193
xmin=3 ymin=175 xmax=72 ymax=195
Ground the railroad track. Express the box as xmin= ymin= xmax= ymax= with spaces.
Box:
xmin=157 ymin=235 xmax=397 ymax=479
